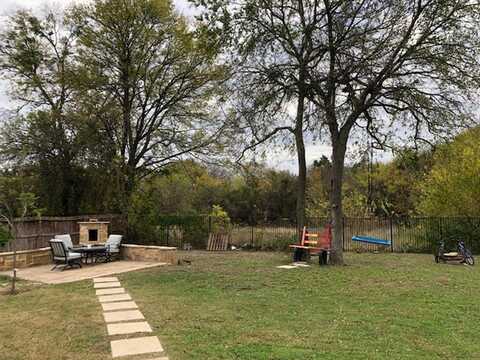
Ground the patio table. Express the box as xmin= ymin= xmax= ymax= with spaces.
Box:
xmin=72 ymin=245 xmax=107 ymax=264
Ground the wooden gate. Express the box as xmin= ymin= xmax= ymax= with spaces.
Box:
xmin=207 ymin=233 xmax=230 ymax=251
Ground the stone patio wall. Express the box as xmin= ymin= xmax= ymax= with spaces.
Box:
xmin=0 ymin=247 xmax=51 ymax=271
xmin=120 ymin=244 xmax=177 ymax=265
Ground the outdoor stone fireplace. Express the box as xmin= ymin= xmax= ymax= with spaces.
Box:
xmin=78 ymin=219 xmax=109 ymax=244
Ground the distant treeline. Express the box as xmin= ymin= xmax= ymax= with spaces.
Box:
xmin=2 ymin=127 xmax=479 ymax=228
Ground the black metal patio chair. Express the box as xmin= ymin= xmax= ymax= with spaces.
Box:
xmin=49 ymin=239 xmax=82 ymax=271
xmin=96 ymin=235 xmax=123 ymax=262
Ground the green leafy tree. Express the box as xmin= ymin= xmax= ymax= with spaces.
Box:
xmin=307 ymin=156 xmax=331 ymax=217
xmin=71 ymin=0 xmax=227 ymax=211
xmin=0 ymin=224 xmax=12 ymax=247
xmin=209 ymin=204 xmax=231 ymax=233
xmin=419 ymin=128 xmax=480 ymax=216
xmin=0 ymin=10 xmax=86 ymax=215
xmin=356 ymin=150 xmax=430 ymax=217
xmin=307 ymin=151 xmax=431 ymax=217
xmin=0 ymin=175 xmax=41 ymax=294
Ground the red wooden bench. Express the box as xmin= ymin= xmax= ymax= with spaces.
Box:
xmin=289 ymin=225 xmax=332 ymax=264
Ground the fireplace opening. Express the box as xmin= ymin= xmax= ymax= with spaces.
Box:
xmin=88 ymin=229 xmax=98 ymax=242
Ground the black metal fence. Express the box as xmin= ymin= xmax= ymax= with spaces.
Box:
xmin=344 ymin=217 xmax=480 ymax=254
xmin=147 ymin=216 xmax=480 ymax=254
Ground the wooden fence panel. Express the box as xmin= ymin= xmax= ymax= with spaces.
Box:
xmin=0 ymin=214 xmax=126 ymax=252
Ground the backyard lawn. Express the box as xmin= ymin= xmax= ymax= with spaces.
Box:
xmin=1 ymin=251 xmax=480 ymax=359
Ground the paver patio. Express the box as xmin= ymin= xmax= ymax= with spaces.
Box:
xmin=0 ymin=261 xmax=167 ymax=284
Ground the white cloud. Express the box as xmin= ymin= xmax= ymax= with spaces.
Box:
xmin=266 ymin=144 xmax=331 ymax=173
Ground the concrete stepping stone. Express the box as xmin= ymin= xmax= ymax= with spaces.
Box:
xmin=96 ymin=287 xmax=125 ymax=296
xmin=98 ymin=293 xmax=132 ymax=303
xmin=111 ymin=336 xmax=163 ymax=358
xmin=104 ymin=309 xmax=145 ymax=323
xmin=293 ymin=262 xmax=310 ymax=267
xmin=94 ymin=281 xmax=122 ymax=289
xmin=276 ymin=265 xmax=298 ymax=269
xmin=107 ymin=321 xmax=152 ymax=335
xmin=102 ymin=301 xmax=138 ymax=311
xmin=93 ymin=277 xmax=119 ymax=283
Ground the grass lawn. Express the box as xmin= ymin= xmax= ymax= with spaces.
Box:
xmin=0 ymin=275 xmax=110 ymax=360
xmin=1 ymin=252 xmax=480 ymax=359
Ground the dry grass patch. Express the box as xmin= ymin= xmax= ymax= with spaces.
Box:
xmin=0 ymin=277 xmax=109 ymax=360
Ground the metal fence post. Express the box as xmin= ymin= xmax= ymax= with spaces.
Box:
xmin=390 ymin=217 xmax=394 ymax=252
xmin=439 ymin=217 xmax=443 ymax=242
xmin=251 ymin=224 xmax=254 ymax=247
xmin=166 ymin=224 xmax=169 ymax=246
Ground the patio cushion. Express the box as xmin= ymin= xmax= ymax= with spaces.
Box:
xmin=49 ymin=239 xmax=67 ymax=258
xmin=106 ymin=235 xmax=122 ymax=253
xmin=53 ymin=252 xmax=81 ymax=261
xmin=55 ymin=234 xmax=74 ymax=250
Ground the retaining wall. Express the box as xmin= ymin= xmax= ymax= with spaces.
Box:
xmin=121 ymin=244 xmax=177 ymax=265
xmin=0 ymin=247 xmax=51 ymax=271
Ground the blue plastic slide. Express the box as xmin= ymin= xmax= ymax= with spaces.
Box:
xmin=352 ymin=235 xmax=391 ymax=246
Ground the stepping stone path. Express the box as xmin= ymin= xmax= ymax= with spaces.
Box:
xmin=92 ymin=276 xmax=168 ymax=359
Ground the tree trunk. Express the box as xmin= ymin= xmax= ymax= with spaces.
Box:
xmin=123 ymin=163 xmax=137 ymax=240
xmin=294 ymin=94 xmax=307 ymax=237
xmin=329 ymin=136 xmax=347 ymax=265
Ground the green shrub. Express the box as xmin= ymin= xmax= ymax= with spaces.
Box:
xmin=0 ymin=225 xmax=12 ymax=246
xmin=209 ymin=205 xmax=231 ymax=233
xmin=419 ymin=218 xmax=480 ymax=254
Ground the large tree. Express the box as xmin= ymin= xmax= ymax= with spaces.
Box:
xmin=0 ymin=10 xmax=86 ymax=215
xmin=196 ymin=0 xmax=480 ymax=264
xmin=215 ymin=3 xmax=323 ymax=231
xmin=71 ymin=0 xmax=227 ymax=209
